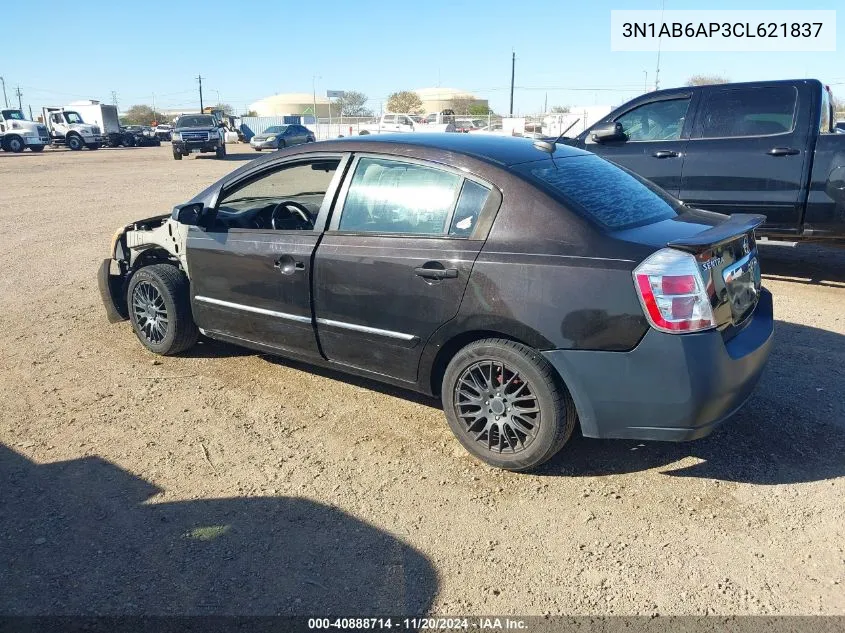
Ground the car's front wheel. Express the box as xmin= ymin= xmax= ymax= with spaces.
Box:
xmin=6 ymin=136 xmax=24 ymax=153
xmin=172 ymin=149 xmax=182 ymax=160
xmin=442 ymin=339 xmax=576 ymax=471
xmin=127 ymin=264 xmax=198 ymax=355
xmin=66 ymin=134 xmax=84 ymax=151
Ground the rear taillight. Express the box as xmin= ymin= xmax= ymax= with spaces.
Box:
xmin=633 ymin=248 xmax=715 ymax=334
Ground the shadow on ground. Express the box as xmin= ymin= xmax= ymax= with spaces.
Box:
xmin=543 ymin=320 xmax=845 ymax=484
xmin=0 ymin=446 xmax=438 ymax=615
xmin=195 ymin=152 xmax=259 ymax=162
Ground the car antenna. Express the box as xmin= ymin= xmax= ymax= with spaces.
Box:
xmin=533 ymin=118 xmax=581 ymax=154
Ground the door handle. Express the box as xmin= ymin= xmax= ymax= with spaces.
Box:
xmin=767 ymin=147 xmax=799 ymax=156
xmin=274 ymin=255 xmax=305 ymax=275
xmin=652 ymin=150 xmax=678 ymax=159
xmin=414 ymin=266 xmax=458 ymax=280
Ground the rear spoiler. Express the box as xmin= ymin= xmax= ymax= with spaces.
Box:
xmin=668 ymin=214 xmax=766 ymax=252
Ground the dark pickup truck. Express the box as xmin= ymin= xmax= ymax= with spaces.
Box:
xmin=171 ymin=114 xmax=226 ymax=160
xmin=566 ymin=79 xmax=845 ymax=240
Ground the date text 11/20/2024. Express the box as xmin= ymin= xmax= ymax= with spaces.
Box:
xmin=308 ymin=618 xmax=528 ymax=630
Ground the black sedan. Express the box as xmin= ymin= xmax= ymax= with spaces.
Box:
xmin=99 ymin=134 xmax=773 ymax=471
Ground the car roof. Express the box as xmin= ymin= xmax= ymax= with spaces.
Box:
xmin=318 ymin=133 xmax=589 ymax=166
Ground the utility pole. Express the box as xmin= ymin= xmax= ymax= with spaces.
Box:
xmin=29 ymin=105 xmax=33 ymax=120
xmin=643 ymin=70 xmax=648 ymax=93
xmin=654 ymin=0 xmax=665 ymax=91
xmin=197 ymin=75 xmax=204 ymax=112
xmin=543 ymin=92 xmax=547 ymax=114
xmin=15 ymin=86 xmax=22 ymax=110
xmin=312 ymin=75 xmax=318 ymax=124
xmin=509 ymin=51 xmax=516 ymax=117
xmin=111 ymin=90 xmax=118 ymax=110
xmin=0 ymin=76 xmax=8 ymax=108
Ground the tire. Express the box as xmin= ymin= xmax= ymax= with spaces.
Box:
xmin=254 ymin=148 xmax=262 ymax=151
xmin=358 ymin=130 xmax=370 ymax=135
xmin=66 ymin=134 xmax=84 ymax=151
xmin=442 ymin=338 xmax=576 ymax=471
xmin=126 ymin=264 xmax=198 ymax=356
xmin=6 ymin=136 xmax=25 ymax=153
xmin=86 ymin=144 xmax=99 ymax=150
xmin=277 ymin=140 xmax=286 ymax=150
xmin=29 ymin=145 xmax=45 ymax=152
xmin=306 ymin=136 xmax=315 ymax=142
xmin=215 ymin=143 xmax=226 ymax=159
xmin=122 ymin=134 xmax=136 ymax=147
xmin=173 ymin=150 xmax=182 ymax=160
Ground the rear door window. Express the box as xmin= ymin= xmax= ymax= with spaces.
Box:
xmin=694 ymin=86 xmax=797 ymax=138
xmin=513 ymin=155 xmax=679 ymax=230
xmin=337 ymin=157 xmax=463 ymax=235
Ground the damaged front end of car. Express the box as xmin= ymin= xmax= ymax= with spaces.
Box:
xmin=98 ymin=213 xmax=190 ymax=323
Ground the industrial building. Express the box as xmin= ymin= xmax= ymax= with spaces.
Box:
xmin=413 ymin=88 xmax=488 ymax=114
xmin=248 ymin=93 xmax=334 ymax=118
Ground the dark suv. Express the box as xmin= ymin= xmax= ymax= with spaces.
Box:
xmin=99 ymin=134 xmax=773 ymax=471
xmin=171 ymin=114 xmax=225 ymax=160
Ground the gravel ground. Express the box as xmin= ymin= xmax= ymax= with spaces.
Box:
xmin=0 ymin=144 xmax=843 ymax=616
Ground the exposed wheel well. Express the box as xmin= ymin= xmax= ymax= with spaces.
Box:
xmin=130 ymin=247 xmax=179 ymax=272
xmin=429 ymin=330 xmax=527 ymax=397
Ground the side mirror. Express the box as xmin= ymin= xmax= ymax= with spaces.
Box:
xmin=173 ymin=202 xmax=210 ymax=227
xmin=590 ymin=122 xmax=626 ymax=143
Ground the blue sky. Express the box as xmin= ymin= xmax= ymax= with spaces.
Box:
xmin=3 ymin=0 xmax=843 ymax=115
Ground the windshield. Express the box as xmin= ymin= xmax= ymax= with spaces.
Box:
xmin=262 ymin=126 xmax=287 ymax=134
xmin=64 ymin=112 xmax=84 ymax=124
xmin=176 ymin=115 xmax=215 ymax=127
xmin=513 ymin=154 xmax=680 ymax=231
xmin=2 ymin=109 xmax=26 ymax=120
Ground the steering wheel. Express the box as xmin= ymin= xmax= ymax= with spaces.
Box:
xmin=270 ymin=200 xmax=314 ymax=231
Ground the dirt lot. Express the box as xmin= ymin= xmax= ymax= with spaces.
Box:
xmin=0 ymin=143 xmax=843 ymax=616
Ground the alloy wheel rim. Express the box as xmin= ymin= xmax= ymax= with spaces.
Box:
xmin=132 ymin=281 xmax=169 ymax=344
xmin=454 ymin=360 xmax=540 ymax=454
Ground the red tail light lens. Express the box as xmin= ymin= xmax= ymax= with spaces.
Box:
xmin=633 ymin=248 xmax=715 ymax=333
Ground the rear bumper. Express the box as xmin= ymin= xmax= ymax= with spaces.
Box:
xmin=542 ymin=288 xmax=774 ymax=441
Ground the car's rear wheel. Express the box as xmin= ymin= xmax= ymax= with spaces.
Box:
xmin=172 ymin=150 xmax=182 ymax=160
xmin=127 ymin=264 xmax=198 ymax=355
xmin=442 ymin=339 xmax=576 ymax=471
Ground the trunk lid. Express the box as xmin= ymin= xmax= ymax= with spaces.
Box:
xmin=667 ymin=214 xmax=764 ymax=329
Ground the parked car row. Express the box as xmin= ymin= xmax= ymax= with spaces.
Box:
xmin=0 ymin=103 xmax=167 ymax=152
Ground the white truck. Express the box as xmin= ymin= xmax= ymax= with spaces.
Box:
xmin=358 ymin=111 xmax=455 ymax=135
xmin=42 ymin=106 xmax=103 ymax=150
xmin=0 ymin=109 xmax=51 ymax=152
xmin=64 ymin=100 xmax=130 ymax=147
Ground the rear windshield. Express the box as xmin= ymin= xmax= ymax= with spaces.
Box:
xmin=513 ymin=154 xmax=679 ymax=230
